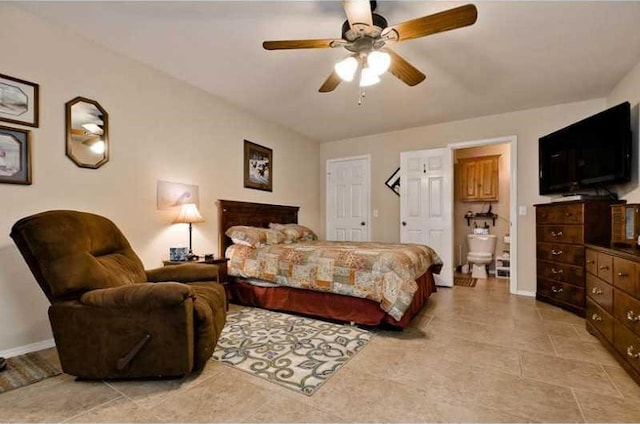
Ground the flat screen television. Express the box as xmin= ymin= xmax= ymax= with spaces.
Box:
xmin=539 ymin=102 xmax=632 ymax=196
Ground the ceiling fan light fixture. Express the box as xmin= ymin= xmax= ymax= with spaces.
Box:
xmin=367 ymin=50 xmax=391 ymax=75
xmin=89 ymin=140 xmax=106 ymax=154
xmin=335 ymin=56 xmax=359 ymax=82
xmin=359 ymin=67 xmax=381 ymax=87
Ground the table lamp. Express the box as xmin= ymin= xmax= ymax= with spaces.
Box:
xmin=174 ymin=203 xmax=204 ymax=260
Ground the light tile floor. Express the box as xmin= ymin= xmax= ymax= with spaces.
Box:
xmin=3 ymin=276 xmax=640 ymax=422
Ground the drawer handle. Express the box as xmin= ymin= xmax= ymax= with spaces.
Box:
xmin=551 ymin=231 xmax=563 ymax=238
xmin=551 ymin=249 xmax=563 ymax=256
xmin=586 ymin=260 xmax=595 ymax=264
xmin=599 ymin=265 xmax=610 ymax=271
xmin=591 ymin=313 xmax=602 ymax=322
xmin=627 ymin=346 xmax=640 ymax=359
xmin=551 ymin=286 xmax=563 ymax=293
xmin=591 ymin=287 xmax=603 ymax=295
xmin=551 ymin=268 xmax=564 ymax=275
xmin=618 ymin=272 xmax=629 ymax=277
xmin=565 ymin=212 xmax=572 ymax=217
xmin=628 ymin=311 xmax=640 ymax=322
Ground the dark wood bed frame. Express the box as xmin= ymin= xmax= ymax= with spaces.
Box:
xmin=217 ymin=199 xmax=437 ymax=328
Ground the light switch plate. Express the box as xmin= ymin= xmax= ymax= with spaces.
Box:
xmin=518 ymin=206 xmax=527 ymax=216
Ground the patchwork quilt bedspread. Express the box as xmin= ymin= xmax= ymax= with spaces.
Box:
xmin=226 ymin=241 xmax=442 ymax=320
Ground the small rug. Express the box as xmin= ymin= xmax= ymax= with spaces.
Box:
xmin=454 ymin=276 xmax=477 ymax=287
xmin=212 ymin=307 xmax=372 ymax=396
xmin=0 ymin=351 xmax=62 ymax=393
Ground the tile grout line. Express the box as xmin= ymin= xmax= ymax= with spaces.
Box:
xmin=60 ymin=393 xmax=125 ymax=423
xmin=601 ymin=364 xmax=626 ymax=399
xmin=570 ymin=387 xmax=588 ymax=423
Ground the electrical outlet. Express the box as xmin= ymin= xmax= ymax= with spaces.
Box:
xmin=373 ymin=209 xmax=379 ymax=218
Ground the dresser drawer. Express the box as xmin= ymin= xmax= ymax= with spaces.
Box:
xmin=586 ymin=273 xmax=613 ymax=312
xmin=614 ymin=289 xmax=640 ymax=337
xmin=585 ymin=249 xmax=597 ymax=275
xmin=597 ymin=252 xmax=614 ymax=283
xmin=536 ymin=225 xmax=583 ymax=244
xmin=536 ymin=204 xmax=584 ymax=225
xmin=586 ymin=298 xmax=614 ymax=340
xmin=537 ymin=260 xmax=584 ymax=286
xmin=613 ymin=256 xmax=637 ymax=295
xmin=614 ymin=321 xmax=640 ymax=376
xmin=538 ymin=278 xmax=585 ymax=308
xmin=536 ymin=243 xmax=584 ymax=266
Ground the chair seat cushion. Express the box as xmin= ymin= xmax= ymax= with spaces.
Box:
xmin=185 ymin=282 xmax=227 ymax=369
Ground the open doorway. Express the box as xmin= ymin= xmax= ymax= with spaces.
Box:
xmin=448 ymin=136 xmax=518 ymax=294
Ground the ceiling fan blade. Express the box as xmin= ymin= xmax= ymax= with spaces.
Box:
xmin=384 ymin=48 xmax=426 ymax=86
xmin=263 ymin=39 xmax=339 ymax=50
xmin=319 ymin=71 xmax=342 ymax=93
xmin=343 ymin=0 xmax=373 ymax=33
xmin=386 ymin=4 xmax=477 ymax=42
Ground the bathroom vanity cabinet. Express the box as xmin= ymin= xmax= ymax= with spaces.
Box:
xmin=457 ymin=155 xmax=499 ymax=202
xmin=535 ymin=200 xmax=623 ymax=316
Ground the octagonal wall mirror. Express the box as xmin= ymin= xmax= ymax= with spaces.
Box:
xmin=65 ymin=96 xmax=109 ymax=169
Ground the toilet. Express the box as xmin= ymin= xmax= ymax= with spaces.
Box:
xmin=466 ymin=234 xmax=497 ymax=279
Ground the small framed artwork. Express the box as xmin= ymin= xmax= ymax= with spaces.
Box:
xmin=0 ymin=124 xmax=32 ymax=185
xmin=244 ymin=140 xmax=272 ymax=192
xmin=0 ymin=73 xmax=39 ymax=127
xmin=385 ymin=167 xmax=400 ymax=196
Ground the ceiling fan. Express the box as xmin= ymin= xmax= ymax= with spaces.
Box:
xmin=263 ymin=1 xmax=478 ymax=93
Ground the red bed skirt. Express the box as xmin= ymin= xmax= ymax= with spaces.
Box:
xmin=229 ymin=268 xmax=437 ymax=329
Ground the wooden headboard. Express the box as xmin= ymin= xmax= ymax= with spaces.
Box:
xmin=217 ymin=199 xmax=299 ymax=256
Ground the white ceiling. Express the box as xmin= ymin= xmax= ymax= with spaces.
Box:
xmin=18 ymin=1 xmax=640 ymax=142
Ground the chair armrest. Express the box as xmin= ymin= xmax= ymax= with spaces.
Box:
xmin=146 ymin=263 xmax=220 ymax=283
xmin=79 ymin=282 xmax=194 ymax=310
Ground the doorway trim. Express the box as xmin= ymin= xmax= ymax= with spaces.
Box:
xmin=326 ymin=154 xmax=372 ymax=242
xmin=447 ymin=136 xmax=519 ymax=295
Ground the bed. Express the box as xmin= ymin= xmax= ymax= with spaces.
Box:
xmin=218 ymin=199 xmax=441 ymax=328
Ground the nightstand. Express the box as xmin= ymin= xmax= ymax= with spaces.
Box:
xmin=163 ymin=257 xmax=230 ymax=307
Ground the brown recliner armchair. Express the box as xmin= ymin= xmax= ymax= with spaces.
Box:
xmin=10 ymin=210 xmax=227 ymax=379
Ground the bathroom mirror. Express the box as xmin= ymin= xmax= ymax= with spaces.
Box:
xmin=65 ymin=97 xmax=109 ymax=169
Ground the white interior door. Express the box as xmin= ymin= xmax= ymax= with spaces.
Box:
xmin=400 ymin=148 xmax=453 ymax=287
xmin=326 ymin=155 xmax=371 ymax=241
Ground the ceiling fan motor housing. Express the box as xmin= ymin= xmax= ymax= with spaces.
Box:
xmin=341 ymin=13 xmax=388 ymax=43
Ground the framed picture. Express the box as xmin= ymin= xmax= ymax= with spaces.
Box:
xmin=244 ymin=140 xmax=272 ymax=192
xmin=0 ymin=125 xmax=31 ymax=185
xmin=385 ymin=167 xmax=400 ymax=196
xmin=0 ymin=73 xmax=39 ymax=127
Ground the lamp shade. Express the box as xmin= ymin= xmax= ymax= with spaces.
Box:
xmin=359 ymin=67 xmax=381 ymax=87
xmin=174 ymin=203 xmax=204 ymax=224
xmin=367 ymin=51 xmax=391 ymax=75
xmin=335 ymin=56 xmax=359 ymax=82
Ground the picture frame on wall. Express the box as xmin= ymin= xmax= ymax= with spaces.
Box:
xmin=0 ymin=124 xmax=32 ymax=185
xmin=385 ymin=167 xmax=400 ymax=196
xmin=0 ymin=73 xmax=39 ymax=127
xmin=244 ymin=140 xmax=272 ymax=192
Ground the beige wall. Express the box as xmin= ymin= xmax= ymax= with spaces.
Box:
xmin=453 ymin=144 xmax=510 ymax=271
xmin=0 ymin=6 xmax=320 ymax=353
xmin=320 ymin=99 xmax=613 ymax=294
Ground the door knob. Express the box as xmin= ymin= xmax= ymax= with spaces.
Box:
xmin=360 ymin=221 xmax=366 ymax=226
xmin=402 ymin=221 xmax=407 ymax=226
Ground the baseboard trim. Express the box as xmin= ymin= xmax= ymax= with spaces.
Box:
xmin=0 ymin=338 xmax=55 ymax=358
xmin=516 ymin=290 xmax=536 ymax=297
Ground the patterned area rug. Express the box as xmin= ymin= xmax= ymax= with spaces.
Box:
xmin=454 ymin=276 xmax=477 ymax=287
xmin=212 ymin=307 xmax=372 ymax=396
xmin=0 ymin=351 xmax=62 ymax=393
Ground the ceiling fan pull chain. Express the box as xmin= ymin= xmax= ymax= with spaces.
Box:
xmin=358 ymin=88 xmax=366 ymax=106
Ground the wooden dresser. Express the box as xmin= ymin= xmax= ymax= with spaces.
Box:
xmin=585 ymin=244 xmax=640 ymax=385
xmin=535 ymin=200 xmax=622 ymax=316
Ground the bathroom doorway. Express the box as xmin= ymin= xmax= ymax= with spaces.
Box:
xmin=448 ymin=136 xmax=518 ymax=294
